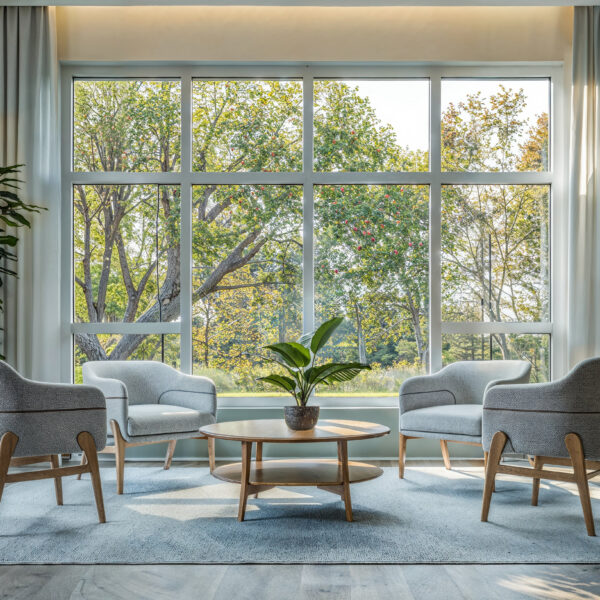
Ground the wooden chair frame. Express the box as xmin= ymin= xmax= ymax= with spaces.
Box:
xmin=482 ymin=431 xmax=600 ymax=536
xmin=399 ymin=433 xmax=488 ymax=478
xmin=0 ymin=430 xmax=106 ymax=523
xmin=79 ymin=419 xmax=216 ymax=494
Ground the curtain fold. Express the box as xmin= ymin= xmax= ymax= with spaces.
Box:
xmin=0 ymin=7 xmax=61 ymax=381
xmin=568 ymin=7 xmax=600 ymax=367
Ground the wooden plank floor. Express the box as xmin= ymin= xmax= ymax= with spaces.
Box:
xmin=0 ymin=564 xmax=598 ymax=600
xmin=1 ymin=460 xmax=599 ymax=599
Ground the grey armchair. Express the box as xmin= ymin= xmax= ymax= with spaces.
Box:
xmin=0 ymin=361 xmax=106 ymax=522
xmin=399 ymin=360 xmax=531 ymax=478
xmin=82 ymin=360 xmax=217 ymax=494
xmin=481 ymin=357 xmax=600 ymax=536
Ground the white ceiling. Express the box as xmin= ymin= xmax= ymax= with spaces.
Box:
xmin=4 ymin=0 xmax=599 ymax=6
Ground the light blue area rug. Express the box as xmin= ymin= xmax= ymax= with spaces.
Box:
xmin=0 ymin=464 xmax=598 ymax=564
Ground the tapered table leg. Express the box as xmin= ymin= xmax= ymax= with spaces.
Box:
xmin=338 ymin=440 xmax=353 ymax=522
xmin=238 ymin=441 xmax=252 ymax=522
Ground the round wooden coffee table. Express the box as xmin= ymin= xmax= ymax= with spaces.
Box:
xmin=199 ymin=419 xmax=390 ymax=522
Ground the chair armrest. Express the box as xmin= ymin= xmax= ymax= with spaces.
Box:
xmin=159 ymin=372 xmax=217 ymax=416
xmin=484 ymin=366 xmax=532 ymax=397
xmin=399 ymin=372 xmax=457 ymax=415
xmin=484 ymin=380 xmax=567 ymax=412
xmin=17 ymin=380 xmax=106 ymax=411
xmin=81 ymin=371 xmax=129 ymax=433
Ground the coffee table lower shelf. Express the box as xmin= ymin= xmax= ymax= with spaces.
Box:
xmin=212 ymin=459 xmax=383 ymax=522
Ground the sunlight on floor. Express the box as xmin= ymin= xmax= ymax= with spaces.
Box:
xmin=127 ymin=502 xmax=260 ymax=521
xmin=126 ymin=483 xmax=321 ymax=520
xmin=498 ymin=573 xmax=600 ymax=600
xmin=141 ymin=483 xmax=314 ymax=501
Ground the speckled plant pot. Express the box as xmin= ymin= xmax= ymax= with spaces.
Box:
xmin=284 ymin=405 xmax=320 ymax=431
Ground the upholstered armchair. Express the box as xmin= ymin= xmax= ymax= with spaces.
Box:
xmin=481 ymin=357 xmax=600 ymax=536
xmin=0 ymin=361 xmax=106 ymax=523
xmin=82 ymin=361 xmax=217 ymax=494
xmin=399 ymin=360 xmax=531 ymax=478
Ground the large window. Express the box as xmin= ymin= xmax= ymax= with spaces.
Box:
xmin=65 ymin=67 xmax=558 ymax=391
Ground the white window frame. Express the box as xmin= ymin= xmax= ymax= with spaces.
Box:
xmin=60 ymin=63 xmax=566 ymax=385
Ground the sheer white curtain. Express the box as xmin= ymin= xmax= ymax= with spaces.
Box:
xmin=0 ymin=7 xmax=61 ymax=381
xmin=568 ymin=7 xmax=600 ymax=367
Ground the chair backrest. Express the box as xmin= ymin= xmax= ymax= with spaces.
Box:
xmin=442 ymin=360 xmax=531 ymax=405
xmin=82 ymin=360 xmax=181 ymax=405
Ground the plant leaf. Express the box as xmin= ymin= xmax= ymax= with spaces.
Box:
xmin=306 ymin=362 xmax=371 ymax=386
xmin=265 ymin=342 xmax=311 ymax=368
xmin=309 ymin=316 xmax=344 ymax=355
xmin=257 ymin=374 xmax=296 ymax=393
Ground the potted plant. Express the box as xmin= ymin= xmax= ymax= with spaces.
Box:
xmin=258 ymin=316 xmax=371 ymax=430
xmin=0 ymin=165 xmax=43 ymax=358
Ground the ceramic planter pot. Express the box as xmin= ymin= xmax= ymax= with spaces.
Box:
xmin=284 ymin=405 xmax=320 ymax=431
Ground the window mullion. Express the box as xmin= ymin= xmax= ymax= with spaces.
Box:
xmin=180 ymin=71 xmax=193 ymax=374
xmin=303 ymin=72 xmax=315 ymax=335
xmin=430 ymin=72 xmax=442 ymax=373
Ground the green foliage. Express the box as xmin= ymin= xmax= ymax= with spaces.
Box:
xmin=258 ymin=316 xmax=371 ymax=406
xmin=72 ymin=79 xmax=551 ymax=387
xmin=0 ymin=164 xmax=45 ymax=317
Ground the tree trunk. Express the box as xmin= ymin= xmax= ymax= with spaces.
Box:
xmin=354 ymin=303 xmax=367 ymax=364
xmin=203 ymin=302 xmax=211 ymax=367
xmin=406 ymin=290 xmax=427 ymax=369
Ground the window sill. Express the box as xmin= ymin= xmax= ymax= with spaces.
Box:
xmin=218 ymin=395 xmax=398 ymax=409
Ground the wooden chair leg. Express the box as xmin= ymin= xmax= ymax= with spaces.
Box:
xmin=164 ymin=440 xmax=176 ymax=470
xmin=207 ymin=437 xmax=216 ymax=473
xmin=77 ymin=431 xmax=106 ymax=524
xmin=483 ymin=450 xmax=496 ymax=492
xmin=481 ymin=431 xmax=507 ymax=522
xmin=110 ymin=420 xmax=126 ymax=495
xmin=50 ymin=455 xmax=63 ymax=506
xmin=399 ymin=433 xmax=407 ymax=479
xmin=0 ymin=432 xmax=18 ymax=503
xmin=531 ymin=456 xmax=544 ymax=506
xmin=440 ymin=440 xmax=451 ymax=470
xmin=76 ymin=452 xmax=87 ymax=480
xmin=565 ymin=432 xmax=595 ymax=536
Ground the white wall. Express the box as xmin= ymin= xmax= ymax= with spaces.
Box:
xmin=57 ymin=6 xmax=572 ymax=63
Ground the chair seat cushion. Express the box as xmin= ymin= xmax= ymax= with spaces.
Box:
xmin=127 ymin=404 xmax=213 ymax=437
xmin=401 ymin=404 xmax=482 ymax=437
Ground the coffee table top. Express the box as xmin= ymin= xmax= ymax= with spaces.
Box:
xmin=200 ymin=419 xmax=390 ymax=443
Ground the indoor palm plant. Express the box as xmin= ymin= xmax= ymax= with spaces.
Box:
xmin=0 ymin=165 xmax=43 ymax=357
xmin=258 ymin=316 xmax=371 ymax=430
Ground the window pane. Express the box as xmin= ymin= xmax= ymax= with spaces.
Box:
xmin=73 ymin=80 xmax=181 ymax=172
xmin=314 ymin=80 xmax=429 ymax=172
xmin=441 ymin=79 xmax=549 ymax=172
xmin=192 ymin=80 xmax=302 ymax=172
xmin=314 ymin=185 xmax=429 ymax=394
xmin=441 ymin=185 xmax=549 ymax=323
xmin=192 ymin=185 xmax=302 ymax=393
xmin=73 ymin=185 xmax=180 ymax=325
xmin=442 ymin=334 xmax=550 ymax=382
xmin=74 ymin=334 xmax=180 ymax=383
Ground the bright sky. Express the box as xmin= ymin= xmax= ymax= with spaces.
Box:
xmin=349 ymin=79 xmax=550 ymax=152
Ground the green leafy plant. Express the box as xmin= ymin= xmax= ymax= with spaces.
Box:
xmin=0 ymin=164 xmax=44 ymax=314
xmin=258 ymin=316 xmax=371 ymax=406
